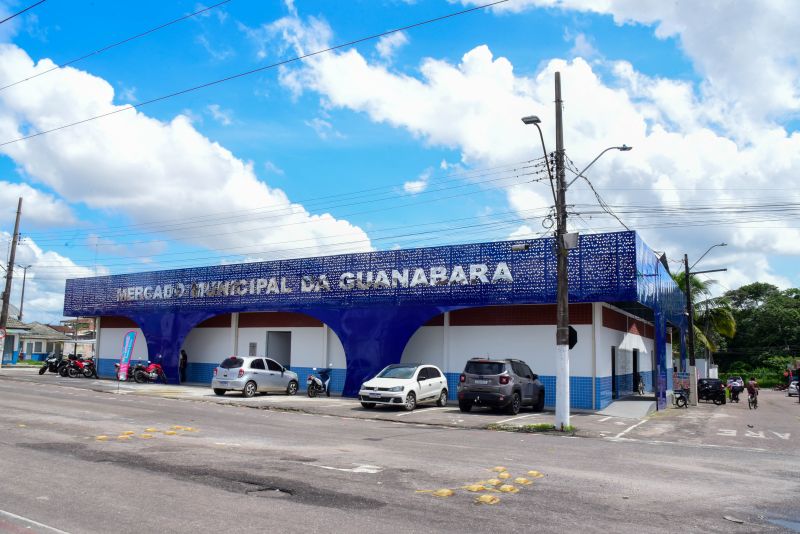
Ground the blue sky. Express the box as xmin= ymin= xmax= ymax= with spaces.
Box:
xmin=0 ymin=0 xmax=798 ymax=322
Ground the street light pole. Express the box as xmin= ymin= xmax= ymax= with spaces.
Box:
xmin=1 ymin=197 xmax=22 ymax=331
xmin=18 ymin=265 xmax=31 ymax=322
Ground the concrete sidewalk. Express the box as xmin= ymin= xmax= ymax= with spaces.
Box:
xmin=0 ymin=365 xmax=664 ymax=437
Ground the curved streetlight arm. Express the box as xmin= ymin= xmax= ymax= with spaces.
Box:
xmin=690 ymin=243 xmax=727 ymax=271
xmin=566 ymin=145 xmax=632 ymax=190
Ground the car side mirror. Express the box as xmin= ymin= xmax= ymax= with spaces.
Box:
xmin=530 ymin=374 xmax=538 ymax=380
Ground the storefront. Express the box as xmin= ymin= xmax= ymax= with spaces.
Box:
xmin=64 ymin=230 xmax=686 ymax=409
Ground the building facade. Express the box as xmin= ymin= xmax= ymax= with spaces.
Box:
xmin=64 ymin=231 xmax=686 ymax=409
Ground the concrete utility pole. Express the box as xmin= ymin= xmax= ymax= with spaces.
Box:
xmin=18 ymin=265 xmax=31 ymax=322
xmin=683 ymin=254 xmax=695 ymax=367
xmin=554 ymin=72 xmax=570 ymax=430
xmin=1 ymin=197 xmax=23 ymax=331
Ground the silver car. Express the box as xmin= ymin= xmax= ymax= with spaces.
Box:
xmin=212 ymin=356 xmax=299 ymax=398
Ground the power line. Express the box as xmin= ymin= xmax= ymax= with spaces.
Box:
xmin=0 ymin=0 xmax=508 ymax=148
xmin=0 ymin=1 xmax=232 ymax=92
xmin=0 ymin=0 xmax=46 ymax=25
xmin=25 ymin=158 xmax=545 ymax=242
xmin=564 ymin=154 xmax=630 ymax=231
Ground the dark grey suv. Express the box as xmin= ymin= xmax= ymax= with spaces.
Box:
xmin=457 ymin=358 xmax=545 ymax=415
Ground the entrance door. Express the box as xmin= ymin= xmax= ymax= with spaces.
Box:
xmin=2 ymin=336 xmax=14 ymax=362
xmin=611 ymin=347 xmax=617 ymax=400
xmin=632 ymin=348 xmax=639 ymax=392
xmin=266 ymin=331 xmax=291 ymax=368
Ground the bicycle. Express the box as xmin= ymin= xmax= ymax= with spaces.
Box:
xmin=636 ymin=373 xmax=645 ymax=396
xmin=748 ymin=393 xmax=758 ymax=410
xmin=673 ymin=388 xmax=688 ymax=408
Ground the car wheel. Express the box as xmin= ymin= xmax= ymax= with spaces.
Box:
xmin=458 ymin=400 xmax=473 ymax=413
xmin=505 ymin=392 xmax=521 ymax=415
xmin=404 ymin=392 xmax=417 ymax=411
xmin=533 ymin=391 xmax=545 ymax=412
xmin=436 ymin=389 xmax=448 ymax=407
xmin=286 ymin=380 xmax=298 ymax=396
xmin=242 ymin=381 xmax=257 ymax=398
xmin=213 ymin=388 xmax=226 ymax=396
xmin=361 ymin=402 xmax=376 ymax=409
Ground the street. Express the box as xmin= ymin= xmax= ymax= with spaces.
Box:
xmin=0 ymin=373 xmax=798 ymax=533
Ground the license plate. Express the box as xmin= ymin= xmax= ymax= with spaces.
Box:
xmin=474 ymin=379 xmax=489 ymax=385
xmin=218 ymin=381 xmax=229 ymax=386
xmin=369 ymin=392 xmax=381 ymax=398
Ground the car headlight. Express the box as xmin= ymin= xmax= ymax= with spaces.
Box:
xmin=388 ymin=385 xmax=404 ymax=392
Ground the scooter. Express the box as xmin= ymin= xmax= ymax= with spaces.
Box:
xmin=307 ymin=367 xmax=332 ymax=397
xmin=133 ymin=361 xmax=167 ymax=384
xmin=38 ymin=353 xmax=63 ymax=375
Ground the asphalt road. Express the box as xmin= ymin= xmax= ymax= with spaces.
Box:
xmin=0 ymin=373 xmax=798 ymax=533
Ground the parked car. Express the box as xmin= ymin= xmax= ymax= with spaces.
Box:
xmin=788 ymin=380 xmax=798 ymax=397
xmin=211 ymin=356 xmax=299 ymax=398
xmin=697 ymin=378 xmax=726 ymax=405
xmin=358 ymin=363 xmax=448 ymax=411
xmin=457 ymin=358 xmax=545 ymax=415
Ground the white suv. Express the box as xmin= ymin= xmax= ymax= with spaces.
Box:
xmin=212 ymin=356 xmax=299 ymax=398
xmin=359 ymin=364 xmax=448 ymax=411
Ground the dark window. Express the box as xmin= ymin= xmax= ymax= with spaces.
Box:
xmin=522 ymin=364 xmax=535 ymax=378
xmin=464 ymin=361 xmax=505 ymax=375
xmin=221 ymin=357 xmax=244 ymax=369
xmin=250 ymin=358 xmax=265 ymax=370
xmin=266 ymin=359 xmax=282 ymax=372
xmin=427 ymin=367 xmax=441 ymax=378
xmin=417 ymin=367 xmax=429 ymax=381
xmin=510 ymin=362 xmax=525 ymax=377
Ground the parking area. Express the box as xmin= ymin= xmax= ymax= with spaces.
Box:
xmin=3 ymin=366 xmax=798 ymax=452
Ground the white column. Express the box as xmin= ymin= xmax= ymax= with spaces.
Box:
xmin=443 ymin=312 xmax=450 ymax=373
xmin=555 ymin=344 xmax=570 ymax=429
xmin=231 ymin=313 xmax=239 ymax=356
xmin=322 ymin=324 xmax=329 ymax=367
xmin=95 ymin=317 xmax=102 ymax=360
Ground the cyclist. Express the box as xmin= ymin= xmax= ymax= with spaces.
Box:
xmin=746 ymin=377 xmax=759 ymax=407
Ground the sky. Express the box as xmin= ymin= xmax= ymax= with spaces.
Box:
xmin=0 ymin=0 xmax=798 ymax=324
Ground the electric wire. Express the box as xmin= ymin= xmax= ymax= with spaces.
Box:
xmin=0 ymin=0 xmax=509 ymax=148
xmin=0 ymin=1 xmax=232 ymax=92
xmin=0 ymin=0 xmax=46 ymax=25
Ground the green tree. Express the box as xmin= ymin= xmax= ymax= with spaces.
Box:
xmin=672 ymin=272 xmax=736 ymax=353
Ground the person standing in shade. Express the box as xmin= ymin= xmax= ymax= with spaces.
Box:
xmin=179 ymin=350 xmax=188 ymax=383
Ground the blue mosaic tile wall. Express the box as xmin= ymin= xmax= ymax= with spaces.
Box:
xmin=596 ymin=376 xmax=613 ymax=409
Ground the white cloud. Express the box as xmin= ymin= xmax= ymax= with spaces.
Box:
xmin=265 ymin=11 xmax=800 ymax=291
xmin=567 ymin=32 xmax=597 ymax=59
xmin=118 ymin=85 xmax=137 ymax=103
xmin=0 ymin=182 xmax=75 ymax=228
xmin=403 ymin=169 xmax=431 ymax=194
xmin=0 ymin=44 xmax=372 ymax=275
xmin=375 ymin=31 xmax=409 ymax=62
xmin=195 ymin=34 xmax=234 ymax=60
xmin=264 ymin=160 xmax=284 ymax=175
xmin=304 ymin=117 xmax=344 ymax=140
xmin=206 ymin=103 xmax=233 ymax=125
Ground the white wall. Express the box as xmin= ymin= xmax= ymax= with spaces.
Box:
xmin=401 ymin=326 xmax=444 ymax=369
xmin=98 ymin=328 xmax=149 ymax=360
xmin=236 ymin=327 xmax=325 ymax=368
xmin=594 ymin=304 xmax=661 ymax=378
xmin=181 ymin=327 xmax=231 ymax=365
xmin=327 ymin=328 xmax=346 ymax=368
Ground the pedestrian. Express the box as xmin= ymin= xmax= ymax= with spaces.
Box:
xmin=179 ymin=349 xmax=188 ymax=383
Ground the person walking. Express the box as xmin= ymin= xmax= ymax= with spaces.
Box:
xmin=179 ymin=349 xmax=188 ymax=383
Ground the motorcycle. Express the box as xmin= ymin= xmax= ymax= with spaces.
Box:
xmin=38 ymin=353 xmax=63 ymax=375
xmin=66 ymin=357 xmax=97 ymax=378
xmin=133 ymin=361 xmax=167 ymax=384
xmin=58 ymin=354 xmax=78 ymax=377
xmin=307 ymin=367 xmax=332 ymax=397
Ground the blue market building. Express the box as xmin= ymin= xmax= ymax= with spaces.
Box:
xmin=63 ymin=230 xmax=686 ymax=410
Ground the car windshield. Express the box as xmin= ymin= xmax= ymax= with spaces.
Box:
xmin=377 ymin=365 xmax=417 ymax=379
xmin=220 ymin=357 xmax=244 ymax=369
xmin=464 ymin=361 xmax=505 ymax=375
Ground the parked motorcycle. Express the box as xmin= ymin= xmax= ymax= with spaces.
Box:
xmin=307 ymin=367 xmax=332 ymax=397
xmin=38 ymin=353 xmax=63 ymax=375
xmin=133 ymin=361 xmax=167 ymax=384
xmin=66 ymin=357 xmax=97 ymax=378
xmin=58 ymin=354 xmax=78 ymax=377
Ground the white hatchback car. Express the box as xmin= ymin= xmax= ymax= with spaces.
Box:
xmin=788 ymin=380 xmax=798 ymax=397
xmin=358 ymin=363 xmax=448 ymax=411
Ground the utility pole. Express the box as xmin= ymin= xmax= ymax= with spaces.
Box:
xmin=683 ymin=254 xmax=695 ymax=367
xmin=1 ymin=197 xmax=22 ymax=331
xmin=18 ymin=265 xmax=31 ymax=322
xmin=554 ymin=72 xmax=570 ymax=430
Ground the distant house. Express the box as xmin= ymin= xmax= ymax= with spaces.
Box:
xmin=17 ymin=323 xmax=71 ymax=361
xmin=50 ymin=318 xmax=96 ymax=360
xmin=1 ymin=312 xmax=31 ymax=364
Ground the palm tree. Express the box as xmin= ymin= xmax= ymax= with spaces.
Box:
xmin=672 ymin=272 xmax=736 ymax=352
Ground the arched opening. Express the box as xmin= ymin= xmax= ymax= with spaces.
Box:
xmin=95 ymin=316 xmax=149 ymax=378
xmin=179 ymin=311 xmax=347 ymax=392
